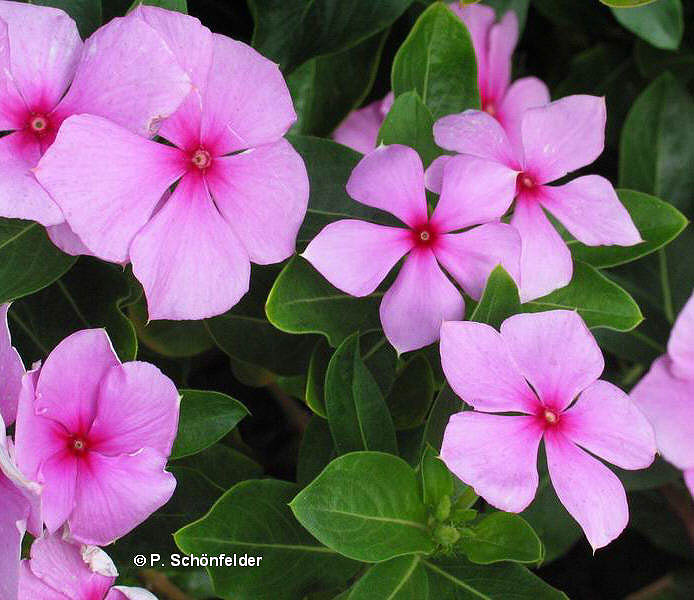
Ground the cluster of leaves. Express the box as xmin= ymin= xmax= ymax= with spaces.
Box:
xmin=5 ymin=0 xmax=694 ymax=598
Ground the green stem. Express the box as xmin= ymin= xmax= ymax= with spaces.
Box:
xmin=659 ymin=249 xmax=675 ymax=324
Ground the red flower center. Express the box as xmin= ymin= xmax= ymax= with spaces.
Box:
xmin=483 ymin=101 xmax=496 ymax=117
xmin=412 ymin=225 xmax=437 ymax=249
xmin=29 ymin=114 xmax=49 ymax=135
xmin=543 ymin=409 xmax=559 ymax=425
xmin=69 ymin=436 xmax=88 ymax=455
xmin=191 ymin=148 xmax=212 ymax=170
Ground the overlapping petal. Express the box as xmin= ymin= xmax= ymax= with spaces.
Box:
xmin=0 ymin=474 xmax=28 ymax=600
xmin=39 ymin=450 xmax=77 ymax=534
xmin=333 ymin=98 xmax=388 ymax=155
xmin=497 ymin=76 xmax=550 ymax=159
xmin=0 ymin=303 xmax=25 ymax=425
xmin=667 ymin=293 xmax=694 ymax=379
xmin=484 ymin=10 xmax=518 ymax=104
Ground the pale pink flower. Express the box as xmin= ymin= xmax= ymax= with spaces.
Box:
xmin=302 ymin=144 xmax=521 ymax=353
xmin=35 ymin=7 xmax=308 ymax=320
xmin=631 ymin=292 xmax=694 ymax=497
xmin=0 ymin=303 xmax=24 ymax=425
xmin=333 ymin=92 xmax=394 ymax=154
xmin=429 ymin=96 xmax=642 ymax=301
xmin=0 ymin=0 xmax=190 ymax=245
xmin=19 ymin=532 xmax=157 ymax=600
xmin=14 ymin=329 xmax=180 ymax=546
xmin=440 ymin=310 xmax=656 ymax=550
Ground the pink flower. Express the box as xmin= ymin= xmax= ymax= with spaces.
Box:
xmin=440 ymin=310 xmax=656 ymax=550
xmin=14 ymin=329 xmax=180 ymax=546
xmin=35 ymin=7 xmax=308 ymax=320
xmin=333 ymin=92 xmax=394 ymax=154
xmin=429 ymin=96 xmax=642 ymax=301
xmin=0 ymin=1 xmax=190 ymax=240
xmin=19 ymin=533 xmax=157 ymax=600
xmin=631 ymin=293 xmax=694 ymax=497
xmin=0 ymin=303 xmax=25 ymax=425
xmin=302 ymin=144 xmax=521 ymax=353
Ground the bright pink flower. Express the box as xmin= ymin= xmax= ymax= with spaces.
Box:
xmin=631 ymin=293 xmax=694 ymax=497
xmin=333 ymin=92 xmax=394 ymax=154
xmin=19 ymin=532 xmax=157 ymax=600
xmin=429 ymin=96 xmax=642 ymax=301
xmin=302 ymin=144 xmax=521 ymax=353
xmin=14 ymin=329 xmax=180 ymax=546
xmin=440 ymin=310 xmax=656 ymax=550
xmin=35 ymin=7 xmax=308 ymax=320
xmin=0 ymin=0 xmax=190 ymax=238
xmin=0 ymin=303 xmax=24 ymax=425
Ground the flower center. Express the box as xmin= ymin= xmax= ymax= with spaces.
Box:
xmin=191 ymin=148 xmax=212 ymax=170
xmin=70 ymin=436 xmax=88 ymax=454
xmin=521 ymin=175 xmax=534 ymax=189
xmin=413 ymin=226 xmax=437 ymax=248
xmin=419 ymin=230 xmax=431 ymax=242
xmin=543 ymin=409 xmax=559 ymax=425
xmin=29 ymin=114 xmax=49 ymax=135
xmin=483 ymin=102 xmax=496 ymax=117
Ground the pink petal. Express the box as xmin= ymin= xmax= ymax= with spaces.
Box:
xmin=53 ymin=15 xmax=191 ymax=139
xmin=0 ymin=131 xmax=64 ymax=226
xmin=511 ymin=192 xmax=573 ymax=302
xmin=500 ymin=311 xmax=604 ymax=412
xmin=70 ymin=448 xmax=176 ymax=545
xmin=46 ymin=223 xmax=92 ymax=258
xmin=0 ymin=304 xmax=25 ymax=425
xmin=630 ymin=356 xmax=694 ymax=471
xmin=430 ymin=154 xmax=518 ymax=232
xmin=483 ymin=11 xmax=518 ymax=105
xmin=302 ymin=220 xmax=413 ymax=297
xmin=89 ymin=362 xmax=179 ymax=457
xmin=333 ymin=98 xmax=387 ymax=154
xmin=434 ymin=223 xmax=521 ymax=300
xmin=667 ymin=293 xmax=694 ymax=379
xmin=0 ymin=18 xmax=27 ymax=131
xmin=201 ymin=34 xmax=296 ymax=155
xmin=346 ymin=145 xmax=428 ymax=228
xmin=34 ymin=329 xmax=120 ymax=434
xmin=107 ymin=588 xmax=158 ymax=600
xmin=685 ymin=470 xmax=694 ymax=498
xmin=380 ymin=249 xmax=464 ymax=353
xmin=19 ymin=561 xmax=69 ymax=600
xmin=432 ymin=110 xmax=517 ymax=167
xmin=441 ymin=412 xmax=543 ymax=512
xmin=545 ymin=429 xmax=628 ymax=551
xmin=24 ymin=534 xmax=115 ymax=600
xmin=0 ymin=2 xmax=81 ymax=112
xmin=423 ymin=155 xmax=451 ymax=194
xmin=34 ymin=114 xmax=186 ymax=264
xmin=206 ymin=138 xmax=309 ymax=264
xmin=439 ymin=320 xmax=538 ymax=413
xmin=38 ymin=449 xmax=77 ymax=534
xmin=497 ymin=76 xmax=550 ymax=160
xmin=561 ymin=380 xmax=656 ymax=469
xmin=521 ymin=95 xmax=606 ymax=184
xmin=0 ymin=475 xmax=28 ymax=600
xmin=539 ymin=176 xmax=641 ymax=246
xmin=130 ymin=174 xmax=250 ymax=320
xmin=450 ymin=3 xmax=495 ymax=84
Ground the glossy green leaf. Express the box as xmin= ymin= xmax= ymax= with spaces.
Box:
xmin=377 ymin=91 xmax=441 ymax=167
xmin=291 ymin=452 xmax=435 ymax=562
xmin=0 ymin=219 xmax=76 ymax=304
xmin=602 ymin=0 xmax=657 ymax=5
xmin=325 ymin=333 xmax=398 ymax=455
xmin=298 ymin=416 xmax=336 ymax=487
xmin=611 ymin=0 xmax=683 ymax=50
xmin=470 ymin=265 xmax=521 ymax=328
xmin=392 ymin=2 xmax=479 ymax=119
xmin=386 ymin=355 xmax=435 ymax=430
xmin=568 ymin=190 xmax=687 ymax=268
xmin=524 ymin=260 xmax=643 ymax=331
xmin=9 ymin=257 xmax=136 ymax=363
xmin=28 ymin=0 xmax=102 ymax=37
xmin=348 ymin=555 xmax=428 ymax=599
xmin=458 ymin=512 xmax=543 ymax=565
xmin=420 ymin=444 xmax=453 ymax=508
xmin=249 ymin=0 xmax=414 ymax=72
xmin=176 ymin=480 xmax=359 ymax=600
xmin=128 ymin=0 xmax=187 ymax=13
xmin=170 ymin=390 xmax=249 ymax=460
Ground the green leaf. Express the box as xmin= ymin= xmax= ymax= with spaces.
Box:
xmin=266 ymin=256 xmax=383 ymax=347
xmin=28 ymin=0 xmax=102 ymax=37
xmin=423 ymin=558 xmax=568 ymax=599
xmin=170 ymin=390 xmax=249 ymax=460
xmin=348 ymin=555 xmax=428 ymax=599
xmin=175 ymin=480 xmax=359 ymax=600
xmin=568 ymin=190 xmax=687 ymax=268
xmin=470 ymin=265 xmax=521 ymax=328
xmin=9 ymin=257 xmax=136 ymax=363
xmin=249 ymin=0 xmax=414 ymax=72
xmin=386 ymin=355 xmax=435 ymax=430
xmin=0 ymin=219 xmax=76 ymax=304
xmin=458 ymin=512 xmax=543 ymax=565
xmin=601 ymin=0 xmax=657 ymax=5
xmin=291 ymin=452 xmax=435 ymax=562
xmin=611 ymin=0 xmax=683 ymax=50
xmin=420 ymin=444 xmax=453 ymax=508
xmin=422 ymin=384 xmax=462 ymax=453
xmin=128 ymin=0 xmax=187 ymax=13
xmin=289 ymin=31 xmax=388 ymax=137
xmin=298 ymin=416 xmax=336 ymax=487
xmin=392 ymin=2 xmax=480 ymax=119
xmin=207 ymin=264 xmax=318 ymax=376
xmin=524 ymin=260 xmax=643 ymax=331
xmin=325 ymin=333 xmax=398 ymax=455
xmin=377 ymin=91 xmax=441 ymax=167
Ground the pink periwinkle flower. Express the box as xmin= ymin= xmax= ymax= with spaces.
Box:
xmin=631 ymin=292 xmax=694 ymax=497
xmin=302 ymin=144 xmax=521 ymax=353
xmin=428 ymin=96 xmax=642 ymax=301
xmin=0 ymin=303 xmax=24 ymax=425
xmin=19 ymin=532 xmax=157 ymax=600
xmin=35 ymin=7 xmax=308 ymax=320
xmin=0 ymin=0 xmax=191 ymax=248
xmin=440 ymin=310 xmax=656 ymax=550
xmin=14 ymin=329 xmax=180 ymax=546
xmin=333 ymin=92 xmax=394 ymax=154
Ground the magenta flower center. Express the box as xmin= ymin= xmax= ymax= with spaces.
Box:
xmin=29 ymin=114 xmax=49 ymax=135
xmin=191 ymin=148 xmax=212 ymax=170
xmin=520 ymin=175 xmax=534 ymax=189
xmin=543 ymin=409 xmax=559 ymax=425
xmin=483 ymin=101 xmax=496 ymax=117
xmin=69 ymin=435 xmax=88 ymax=455
xmin=412 ymin=225 xmax=438 ymax=249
